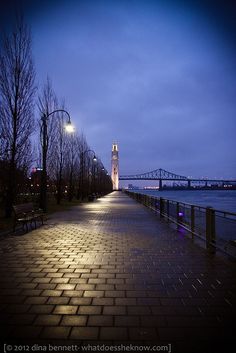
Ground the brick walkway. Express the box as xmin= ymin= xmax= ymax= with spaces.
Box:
xmin=0 ymin=191 xmax=235 ymax=352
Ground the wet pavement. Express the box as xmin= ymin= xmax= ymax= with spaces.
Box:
xmin=0 ymin=191 xmax=235 ymax=352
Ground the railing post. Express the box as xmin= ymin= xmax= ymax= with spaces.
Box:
xmin=166 ymin=200 xmax=169 ymax=221
xmin=191 ymin=205 xmax=195 ymax=240
xmin=155 ymin=198 xmax=159 ymax=213
xmin=206 ymin=207 xmax=216 ymax=254
xmin=160 ymin=197 xmax=164 ymax=218
xmin=176 ymin=202 xmax=180 ymax=224
xmin=148 ymin=196 xmax=151 ymax=209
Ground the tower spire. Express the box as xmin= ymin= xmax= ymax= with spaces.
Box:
xmin=111 ymin=142 xmax=119 ymax=190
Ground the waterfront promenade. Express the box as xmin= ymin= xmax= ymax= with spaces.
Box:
xmin=0 ymin=191 xmax=235 ymax=352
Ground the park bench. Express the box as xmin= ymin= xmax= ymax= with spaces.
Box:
xmin=13 ymin=203 xmax=44 ymax=232
xmin=88 ymin=194 xmax=95 ymax=201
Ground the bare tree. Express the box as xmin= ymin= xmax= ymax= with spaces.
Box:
xmin=76 ymin=133 xmax=90 ymax=200
xmin=37 ymin=77 xmax=58 ymax=175
xmin=0 ymin=16 xmax=36 ymax=216
xmin=52 ymin=107 xmax=69 ymax=204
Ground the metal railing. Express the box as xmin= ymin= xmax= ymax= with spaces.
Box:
xmin=125 ymin=191 xmax=236 ymax=258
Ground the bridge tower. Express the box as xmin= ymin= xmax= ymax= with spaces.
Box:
xmin=111 ymin=142 xmax=119 ymax=190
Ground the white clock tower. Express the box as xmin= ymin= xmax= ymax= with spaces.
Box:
xmin=111 ymin=143 xmax=119 ymax=190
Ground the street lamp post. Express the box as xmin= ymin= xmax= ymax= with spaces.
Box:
xmin=80 ymin=149 xmax=97 ymax=200
xmin=99 ymin=164 xmax=110 ymax=196
xmin=40 ymin=109 xmax=74 ymax=212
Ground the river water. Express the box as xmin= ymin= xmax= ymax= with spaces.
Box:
xmin=134 ymin=189 xmax=236 ymax=213
xmin=132 ymin=189 xmax=236 ymax=245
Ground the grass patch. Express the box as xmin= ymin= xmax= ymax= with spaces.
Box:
xmin=47 ymin=197 xmax=83 ymax=214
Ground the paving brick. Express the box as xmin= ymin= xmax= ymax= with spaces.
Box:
xmin=84 ymin=290 xmax=104 ymax=297
xmin=56 ymin=284 xmax=76 ymax=290
xmin=43 ymin=268 xmax=58 ymax=273
xmin=60 ymin=315 xmax=87 ymax=326
xmin=17 ymin=283 xmax=37 ymax=289
xmin=53 ymin=305 xmax=78 ymax=314
xmin=115 ymin=298 xmax=137 ymax=306
xmin=141 ymin=315 xmax=168 ymax=327
xmin=115 ymin=284 xmax=135 ymax=291
xmin=137 ymin=297 xmax=160 ymax=305
xmin=100 ymin=327 xmax=128 ymax=340
xmin=47 ymin=297 xmax=70 ymax=305
xmin=21 ymin=289 xmax=42 ymax=296
xmin=88 ymin=278 xmax=106 ymax=284
xmin=126 ymin=290 xmax=146 ymax=297
xmin=115 ymin=316 xmax=139 ymax=326
xmin=160 ymin=298 xmax=184 ymax=306
xmin=70 ymin=297 xmax=92 ymax=305
xmin=5 ymin=304 xmax=31 ymax=313
xmin=88 ymin=315 xmax=113 ymax=326
xmin=62 ymin=290 xmax=83 ymax=297
xmin=12 ymin=326 xmax=42 ymax=338
xmin=34 ymin=314 xmax=61 ymax=326
xmin=128 ymin=306 xmax=151 ymax=315
xmin=50 ymin=278 xmax=70 ymax=284
xmin=41 ymin=290 xmax=62 ymax=297
xmin=129 ymin=327 xmax=158 ymax=340
xmin=74 ymin=268 xmax=91 ymax=273
xmin=41 ymin=326 xmax=70 ymax=339
xmin=98 ymin=273 xmax=115 ymax=279
xmin=105 ymin=290 xmax=125 ymax=297
xmin=70 ymin=327 xmax=99 ymax=340
xmin=63 ymin=273 xmax=81 ymax=278
xmin=69 ymin=278 xmax=88 ymax=284
xmin=8 ymin=314 xmax=36 ymax=325
xmin=78 ymin=305 xmax=102 ymax=315
xmin=81 ymin=273 xmax=98 ymax=278
xmin=96 ymin=284 xmax=115 ymax=291
xmin=76 ymin=284 xmax=95 ymax=290
xmin=29 ymin=305 xmax=55 ymax=314
xmin=37 ymin=283 xmax=57 ymax=290
xmin=32 ymin=278 xmax=51 ymax=284
xmin=103 ymin=306 xmax=126 ymax=315
xmin=92 ymin=298 xmax=114 ymax=306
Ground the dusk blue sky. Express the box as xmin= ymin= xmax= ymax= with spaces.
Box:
xmin=1 ymin=0 xmax=236 ymax=185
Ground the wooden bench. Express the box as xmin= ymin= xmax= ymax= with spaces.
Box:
xmin=13 ymin=203 xmax=44 ymax=232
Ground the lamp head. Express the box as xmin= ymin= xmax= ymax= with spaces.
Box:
xmin=93 ymin=155 xmax=97 ymax=162
xmin=65 ymin=121 xmax=75 ymax=133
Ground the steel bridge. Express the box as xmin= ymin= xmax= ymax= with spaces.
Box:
xmin=119 ymin=168 xmax=236 ymax=189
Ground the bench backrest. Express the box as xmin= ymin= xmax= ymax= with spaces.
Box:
xmin=13 ymin=203 xmax=34 ymax=216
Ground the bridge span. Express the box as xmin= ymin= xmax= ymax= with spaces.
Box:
xmin=119 ymin=168 xmax=236 ymax=189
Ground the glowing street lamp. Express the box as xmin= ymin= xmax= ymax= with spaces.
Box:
xmin=40 ymin=109 xmax=74 ymax=212
xmin=65 ymin=120 xmax=75 ymax=133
